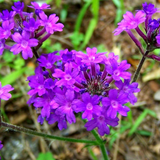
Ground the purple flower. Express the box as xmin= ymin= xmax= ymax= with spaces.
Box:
xmin=0 ymin=10 xmax=15 ymax=22
xmin=156 ymin=34 xmax=160 ymax=44
xmin=39 ymin=12 xmax=64 ymax=34
xmin=11 ymin=30 xmax=38 ymax=59
xmin=23 ymin=18 xmax=40 ymax=32
xmin=28 ymin=2 xmax=51 ymax=10
xmin=75 ymin=92 xmax=102 ymax=120
xmin=52 ymin=63 xmax=79 ymax=87
xmin=37 ymin=52 xmax=59 ymax=69
xmin=0 ymin=39 xmax=5 ymax=55
xmin=0 ymin=20 xmax=14 ymax=39
xmin=0 ymin=141 xmax=3 ymax=150
xmin=115 ymin=79 xmax=140 ymax=105
xmin=54 ymin=89 xmax=77 ymax=124
xmin=85 ymin=110 xmax=119 ymax=136
xmin=107 ymin=59 xmax=131 ymax=81
xmin=48 ymin=113 xmax=67 ymax=130
xmin=142 ymin=2 xmax=158 ymax=15
xmin=0 ymin=82 xmax=14 ymax=100
xmin=148 ymin=19 xmax=159 ymax=30
xmin=27 ymin=67 xmax=46 ymax=96
xmin=12 ymin=1 xmax=24 ymax=12
xmin=77 ymin=47 xmax=106 ymax=64
xmin=33 ymin=91 xmax=55 ymax=118
xmin=113 ymin=11 xmax=145 ymax=35
xmin=102 ymin=89 xmax=130 ymax=118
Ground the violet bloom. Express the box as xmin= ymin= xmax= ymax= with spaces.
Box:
xmin=11 ymin=30 xmax=38 ymax=59
xmin=0 ymin=39 xmax=5 ymax=55
xmin=23 ymin=18 xmax=40 ymax=32
xmin=54 ymin=89 xmax=77 ymax=124
xmin=0 ymin=141 xmax=3 ymax=150
xmin=0 ymin=10 xmax=15 ymax=22
xmin=107 ymin=59 xmax=131 ymax=81
xmin=102 ymin=89 xmax=129 ymax=118
xmin=156 ymin=34 xmax=160 ymax=44
xmin=75 ymin=92 xmax=102 ymax=120
xmin=52 ymin=63 xmax=79 ymax=87
xmin=0 ymin=20 xmax=14 ymax=39
xmin=113 ymin=11 xmax=145 ymax=35
xmin=28 ymin=2 xmax=51 ymax=10
xmin=115 ymin=79 xmax=140 ymax=105
xmin=33 ymin=91 xmax=55 ymax=119
xmin=37 ymin=52 xmax=59 ymax=69
xmin=85 ymin=110 xmax=119 ymax=136
xmin=0 ymin=82 xmax=14 ymax=100
xmin=48 ymin=113 xmax=67 ymax=130
xmin=142 ymin=2 xmax=158 ymax=15
xmin=77 ymin=47 xmax=106 ymax=64
xmin=12 ymin=1 xmax=24 ymax=12
xmin=27 ymin=67 xmax=46 ymax=96
xmin=39 ymin=12 xmax=64 ymax=34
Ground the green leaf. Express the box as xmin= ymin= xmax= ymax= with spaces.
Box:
xmin=60 ymin=4 xmax=68 ymax=22
xmin=36 ymin=152 xmax=55 ymax=160
xmin=0 ymin=67 xmax=27 ymax=86
xmin=128 ymin=109 xmax=156 ymax=136
xmin=74 ymin=1 xmax=91 ymax=32
xmin=3 ymin=51 xmax=15 ymax=63
xmin=13 ymin=57 xmax=25 ymax=70
xmin=136 ymin=130 xmax=152 ymax=136
xmin=80 ymin=18 xmax=97 ymax=49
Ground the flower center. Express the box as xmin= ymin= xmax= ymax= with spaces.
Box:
xmin=123 ymin=85 xmax=129 ymax=92
xmin=98 ymin=115 xmax=105 ymax=123
xmin=86 ymin=103 xmax=93 ymax=110
xmin=64 ymin=74 xmax=72 ymax=81
xmin=113 ymin=69 xmax=120 ymax=76
xmin=46 ymin=62 xmax=52 ymax=68
xmin=111 ymin=100 xmax=118 ymax=108
xmin=21 ymin=40 xmax=28 ymax=48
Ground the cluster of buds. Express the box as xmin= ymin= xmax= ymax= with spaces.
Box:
xmin=114 ymin=2 xmax=160 ymax=60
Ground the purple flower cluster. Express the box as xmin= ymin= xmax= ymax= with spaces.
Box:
xmin=27 ymin=48 xmax=140 ymax=136
xmin=0 ymin=1 xmax=64 ymax=59
xmin=114 ymin=2 xmax=160 ymax=60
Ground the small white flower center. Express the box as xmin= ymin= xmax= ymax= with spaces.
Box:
xmin=86 ymin=103 xmax=93 ymax=110
xmin=111 ymin=100 xmax=118 ymax=109
xmin=21 ymin=40 xmax=28 ymax=48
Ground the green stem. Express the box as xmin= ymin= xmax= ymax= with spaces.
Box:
xmin=91 ymin=129 xmax=110 ymax=160
xmin=1 ymin=121 xmax=98 ymax=145
xmin=131 ymin=50 xmax=149 ymax=83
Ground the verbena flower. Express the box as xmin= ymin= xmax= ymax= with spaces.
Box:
xmin=0 ymin=141 xmax=3 ymax=150
xmin=39 ymin=12 xmax=64 ymax=34
xmin=0 ymin=10 xmax=15 ymax=22
xmin=12 ymin=1 xmax=24 ymax=13
xmin=0 ymin=39 xmax=5 ymax=55
xmin=0 ymin=82 xmax=14 ymax=100
xmin=0 ymin=20 xmax=14 ymax=39
xmin=28 ymin=47 xmax=139 ymax=136
xmin=28 ymin=2 xmax=51 ymax=10
xmin=11 ymin=31 xmax=38 ymax=59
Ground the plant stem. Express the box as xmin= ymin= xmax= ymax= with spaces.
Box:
xmin=91 ymin=129 xmax=110 ymax=160
xmin=131 ymin=50 xmax=149 ymax=83
xmin=1 ymin=121 xmax=98 ymax=145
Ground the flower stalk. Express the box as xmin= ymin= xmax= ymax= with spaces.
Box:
xmin=1 ymin=121 xmax=98 ymax=145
